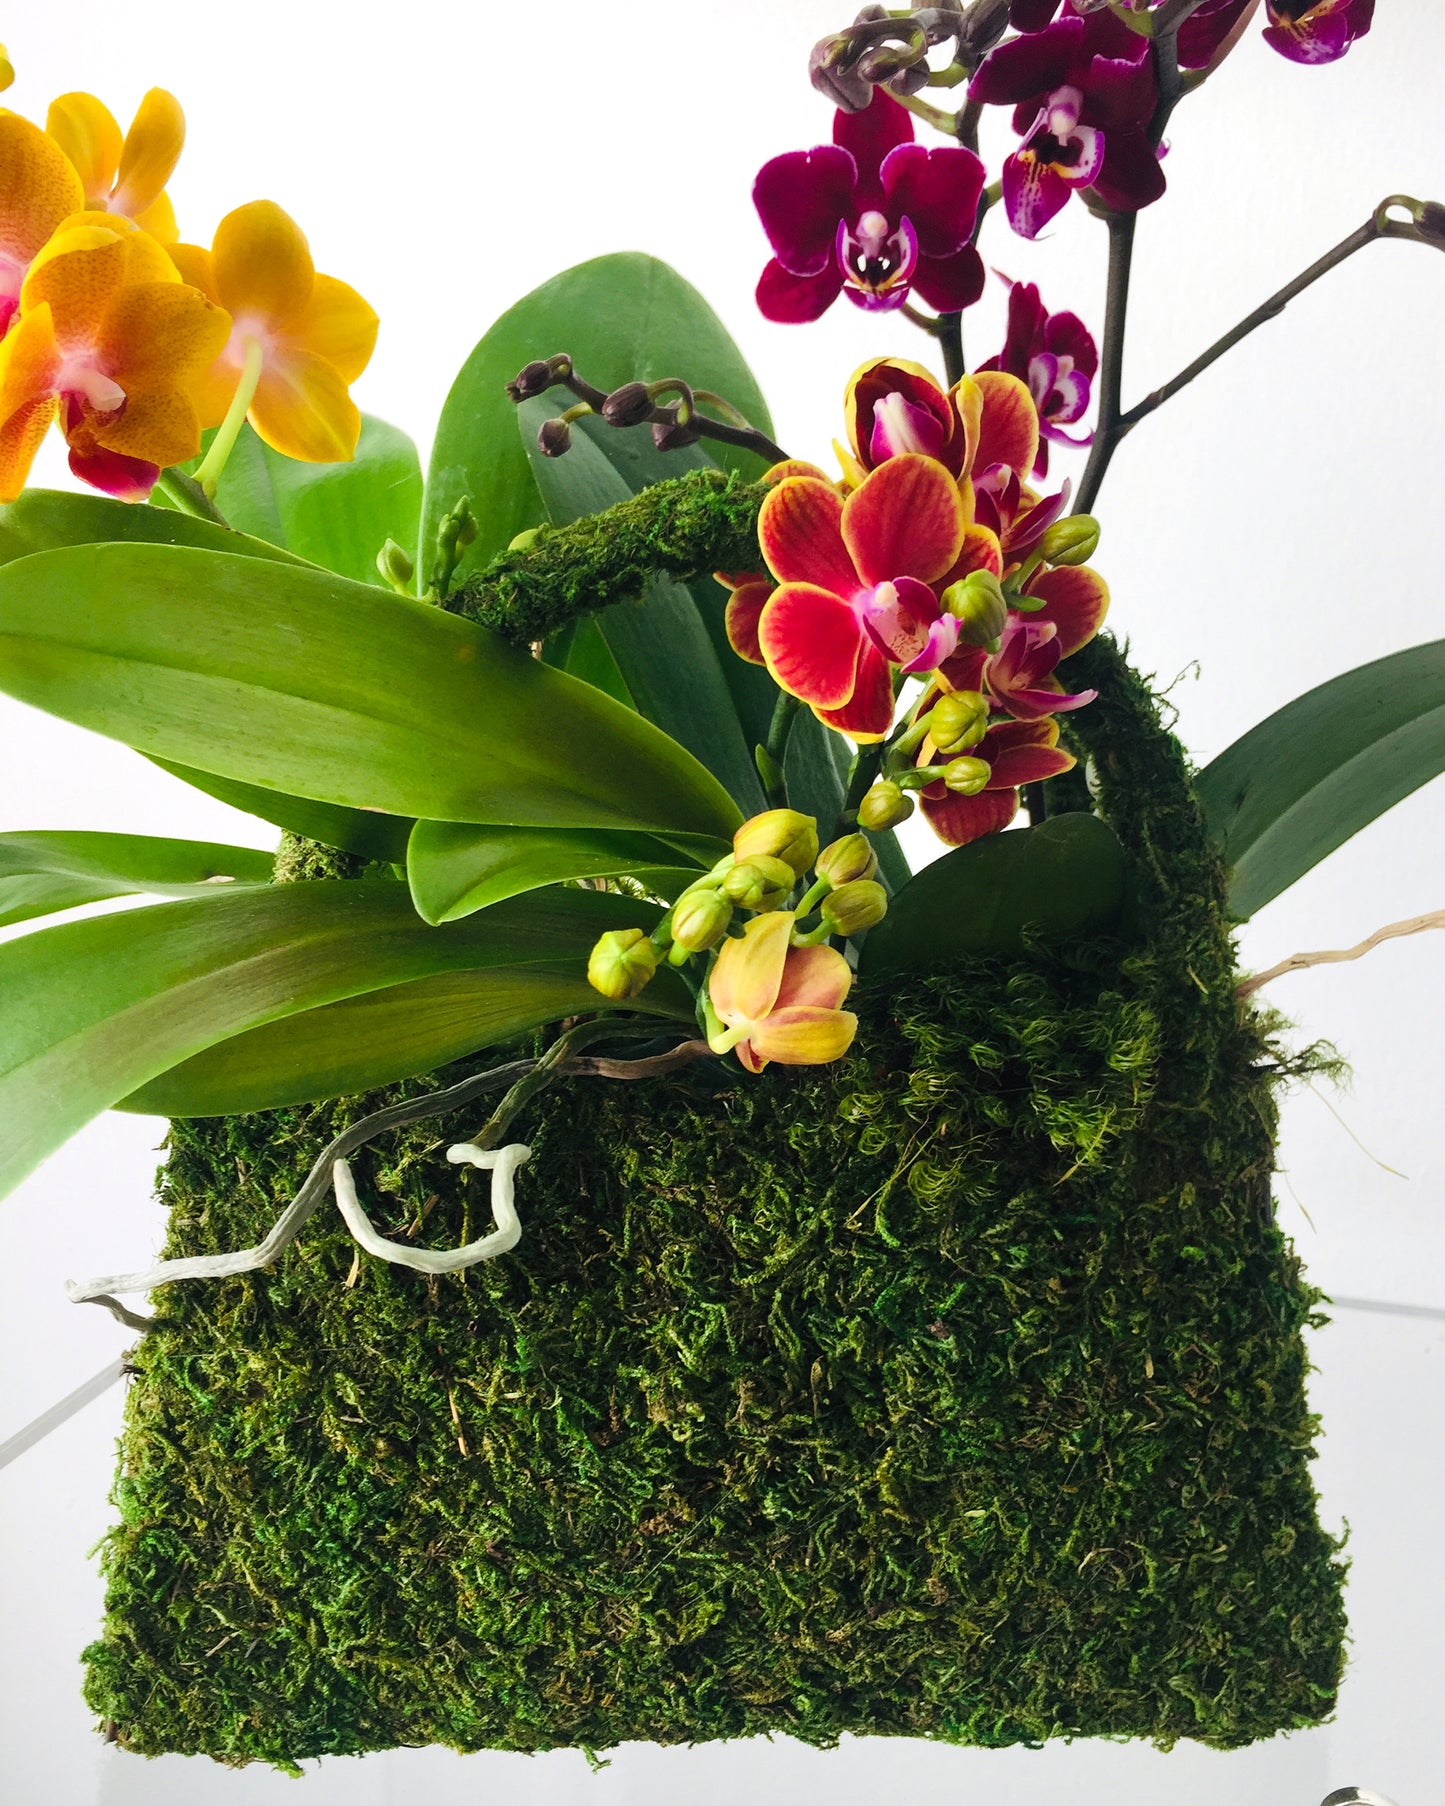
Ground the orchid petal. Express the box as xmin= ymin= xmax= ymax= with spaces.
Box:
xmin=1024 ymin=564 xmax=1109 ymax=655
xmin=747 ymin=1004 xmax=858 ymax=1067
xmin=753 ymin=146 xmax=858 ymax=276
xmin=968 ymin=16 xmax=1084 ymax=106
xmin=724 ymin=580 xmax=771 ymax=665
xmin=66 ymin=439 xmax=157 ymax=501
xmin=756 ymin=256 xmax=842 ymax=323
xmin=758 ymin=475 xmax=857 ymax=594
xmin=758 ymin=582 xmax=864 ymax=709
xmin=1091 ymin=131 xmax=1166 ymax=214
xmin=908 ymin=243 xmax=987 ymax=314
xmin=248 ymin=346 xmax=360 ymax=463
xmin=920 ymin=785 xmax=1020 ymax=846
xmin=97 ymin=280 xmax=231 ymax=391
xmin=879 ymin=143 xmax=986 ymax=258
xmin=813 ymin=640 xmax=895 ymax=741
xmin=0 ymin=112 xmax=86 ymax=273
xmin=846 ymin=355 xmax=954 ymax=470
xmin=842 ymin=453 xmax=965 ymax=588
xmin=833 ymin=89 xmax=914 ymax=210
xmin=1002 ymin=151 xmax=1073 ymax=241
xmin=1042 ymin=307 xmax=1098 ymax=377
xmin=110 ymin=88 xmax=184 ymax=221
xmin=285 ymin=272 xmax=378 ymax=384
xmin=20 ymin=225 xmax=129 ymax=346
xmin=971 ymin=371 xmax=1040 ymax=482
xmin=86 ymin=386 xmax=202 ymax=467
xmin=709 ymin=910 xmax=791 ymax=1026
xmin=0 ymin=304 xmax=61 ymax=501
xmin=774 ymin=942 xmax=853 ymax=1013
xmin=44 ymin=92 xmax=122 ymax=206
xmin=212 ymin=199 xmax=314 ymax=324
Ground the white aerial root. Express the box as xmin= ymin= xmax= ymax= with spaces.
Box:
xmin=1237 ymin=907 xmax=1445 ymax=999
xmin=331 ymin=1142 xmax=529 ymax=1273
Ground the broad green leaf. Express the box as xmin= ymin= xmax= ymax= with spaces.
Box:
xmin=543 ymin=617 xmax=634 ymax=708
xmin=0 ymin=880 xmax=688 ymax=1202
xmin=421 ymin=252 xmax=774 ymax=581
xmin=0 ymin=543 xmax=742 ymax=840
xmin=860 ymin=815 xmax=1127 ymax=978
xmin=0 ymin=487 xmax=301 ymax=568
xmin=0 ymin=831 xmax=272 ymax=930
xmin=1195 ymin=640 xmax=1445 ymax=919
xmin=120 ymin=967 xmax=644 ymax=1117
xmin=149 ymin=759 xmax=414 ymax=864
xmin=407 ymin=819 xmax=714 ymax=924
xmin=176 ymin=417 xmax=423 ymax=587
xmin=520 ymin=401 xmax=765 ymax=813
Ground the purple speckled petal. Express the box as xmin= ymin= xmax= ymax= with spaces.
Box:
xmin=753 ymin=146 xmax=858 ymax=275
xmin=1002 ymin=151 xmax=1074 ymax=239
xmin=1262 ymin=8 xmax=1353 ymax=63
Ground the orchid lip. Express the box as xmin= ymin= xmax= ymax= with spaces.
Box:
xmin=835 ymin=212 xmax=919 ymax=302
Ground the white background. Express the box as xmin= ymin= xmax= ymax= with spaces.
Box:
xmin=1 ymin=1 xmax=1442 ymax=1801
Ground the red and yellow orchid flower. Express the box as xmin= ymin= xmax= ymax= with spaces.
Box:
xmin=744 ymin=454 xmax=968 ymax=741
xmin=46 ymin=89 xmax=184 ymax=243
xmin=0 ymin=213 xmax=230 ymax=501
xmin=706 ymin=910 xmax=857 ymax=1073
xmin=919 ymin=716 xmax=1079 ymax=846
xmin=172 ymin=200 xmax=378 ymax=472
xmin=0 ymin=110 xmax=85 ymax=338
xmin=839 ymin=356 xmax=1040 ymax=494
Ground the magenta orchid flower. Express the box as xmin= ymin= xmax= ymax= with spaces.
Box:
xmin=752 ymin=454 xmax=968 ymax=739
xmin=981 ymin=614 xmax=1097 ymax=720
xmin=968 ymin=8 xmax=1164 ymax=239
xmin=1263 ymin=0 xmax=1374 ymax=63
xmin=753 ymin=90 xmax=986 ymax=323
xmin=978 ymin=279 xmax=1097 ymax=478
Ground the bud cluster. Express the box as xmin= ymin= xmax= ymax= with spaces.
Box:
xmin=809 ymin=1 xmax=1007 ymax=113
xmin=585 ymin=807 xmax=891 ymax=1005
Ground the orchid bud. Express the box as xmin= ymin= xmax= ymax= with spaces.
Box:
xmin=670 ymin=887 xmax=733 ymax=954
xmin=722 ymin=856 xmax=796 ymax=912
xmin=653 ymin=413 xmax=702 ymax=451
xmin=507 ymin=359 xmax=553 ymax=401
xmin=816 ymin=832 xmax=878 ymax=886
xmin=376 ymin=538 xmax=414 ymax=593
xmin=943 ymin=756 xmax=992 ymax=796
xmin=734 ymin=808 xmax=819 ymax=879
xmin=809 ymin=34 xmax=873 ymax=109
xmin=821 ymin=878 xmax=888 ymax=937
xmin=587 ymin=928 xmax=659 ymax=999
xmin=942 ymin=570 xmax=1008 ymax=646
xmin=507 ymin=527 xmax=543 ymax=553
xmin=858 ymin=779 xmax=914 ymax=830
xmin=927 ymin=690 xmax=990 ymax=756
xmin=537 ymin=417 xmax=573 ymax=457
xmin=1036 ymin=514 xmax=1101 ymax=566
xmin=0 ymin=45 xmax=13 ymax=91
xmin=602 ymin=382 xmax=654 ymax=428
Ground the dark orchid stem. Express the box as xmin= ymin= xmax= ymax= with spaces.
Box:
xmin=155 ymin=468 xmax=230 ymax=528
xmin=937 ymin=311 xmax=965 ymax=387
xmin=1147 ymin=0 xmax=1215 ymax=138
xmin=1117 ymin=197 xmax=1445 ymax=438
xmin=759 ymin=691 xmax=802 ymax=809
xmin=1076 ymin=210 xmax=1136 ymax=514
xmin=688 ymin=413 xmax=790 ymax=466
xmin=1022 ymin=781 xmax=1047 ymax=825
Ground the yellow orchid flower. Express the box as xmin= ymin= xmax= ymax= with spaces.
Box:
xmin=0 ymin=109 xmax=85 ymax=337
xmin=45 ymin=89 xmax=184 ymax=243
xmin=706 ymin=911 xmax=857 ymax=1074
xmin=171 ymin=200 xmax=378 ymax=485
xmin=0 ymin=213 xmax=230 ymax=502
xmin=0 ymin=46 xmax=14 ymax=92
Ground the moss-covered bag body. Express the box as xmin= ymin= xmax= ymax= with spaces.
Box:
xmin=82 ymin=642 xmax=1347 ymax=1767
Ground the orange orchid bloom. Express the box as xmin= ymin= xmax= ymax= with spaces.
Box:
xmin=172 ymin=200 xmax=378 ymax=475
xmin=45 ymin=89 xmax=184 ymax=242
xmin=0 ymin=213 xmax=230 ymax=501
xmin=706 ymin=911 xmax=857 ymax=1073
xmin=0 ymin=110 xmax=85 ymax=337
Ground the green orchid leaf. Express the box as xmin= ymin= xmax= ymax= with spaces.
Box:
xmin=147 ymin=759 xmax=414 ymax=864
xmin=543 ymin=617 xmax=634 ymax=708
xmin=0 ymin=831 xmax=273 ymax=930
xmin=175 ymin=416 xmax=423 ymax=587
xmin=120 ymin=965 xmax=670 ymax=1117
xmin=519 ymin=401 xmax=765 ymax=813
xmin=860 ymin=814 xmax=1127 ymax=979
xmin=421 ymin=252 xmax=774 ymax=583
xmin=1195 ymin=640 xmax=1445 ymax=919
xmin=0 ymin=487 xmax=301 ymax=569
xmin=0 ymin=542 xmax=742 ymax=840
xmin=407 ymin=819 xmax=713 ymax=924
xmin=0 ymin=880 xmax=687 ymax=1203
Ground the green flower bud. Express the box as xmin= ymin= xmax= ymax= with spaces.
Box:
xmin=816 ymin=832 xmax=878 ymax=886
xmin=926 ymin=689 xmax=990 ymax=756
xmin=722 ymin=855 xmax=796 ymax=912
xmin=1036 ymin=514 xmax=1101 ymax=567
xmin=733 ymin=808 xmax=819 ymax=879
xmin=943 ymin=756 xmax=992 ymax=796
xmin=821 ymin=878 xmax=888 ymax=936
xmin=507 ymin=526 xmax=543 ymax=554
xmin=941 ymin=570 xmax=1007 ymax=646
xmin=375 ymin=538 xmax=414 ymax=594
xmin=670 ymin=886 xmax=733 ymax=953
xmin=586 ymin=928 xmax=658 ymax=999
xmin=858 ymin=779 xmax=914 ymax=830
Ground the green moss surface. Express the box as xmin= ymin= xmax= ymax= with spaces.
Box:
xmin=80 ymin=483 xmax=1347 ymax=1765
